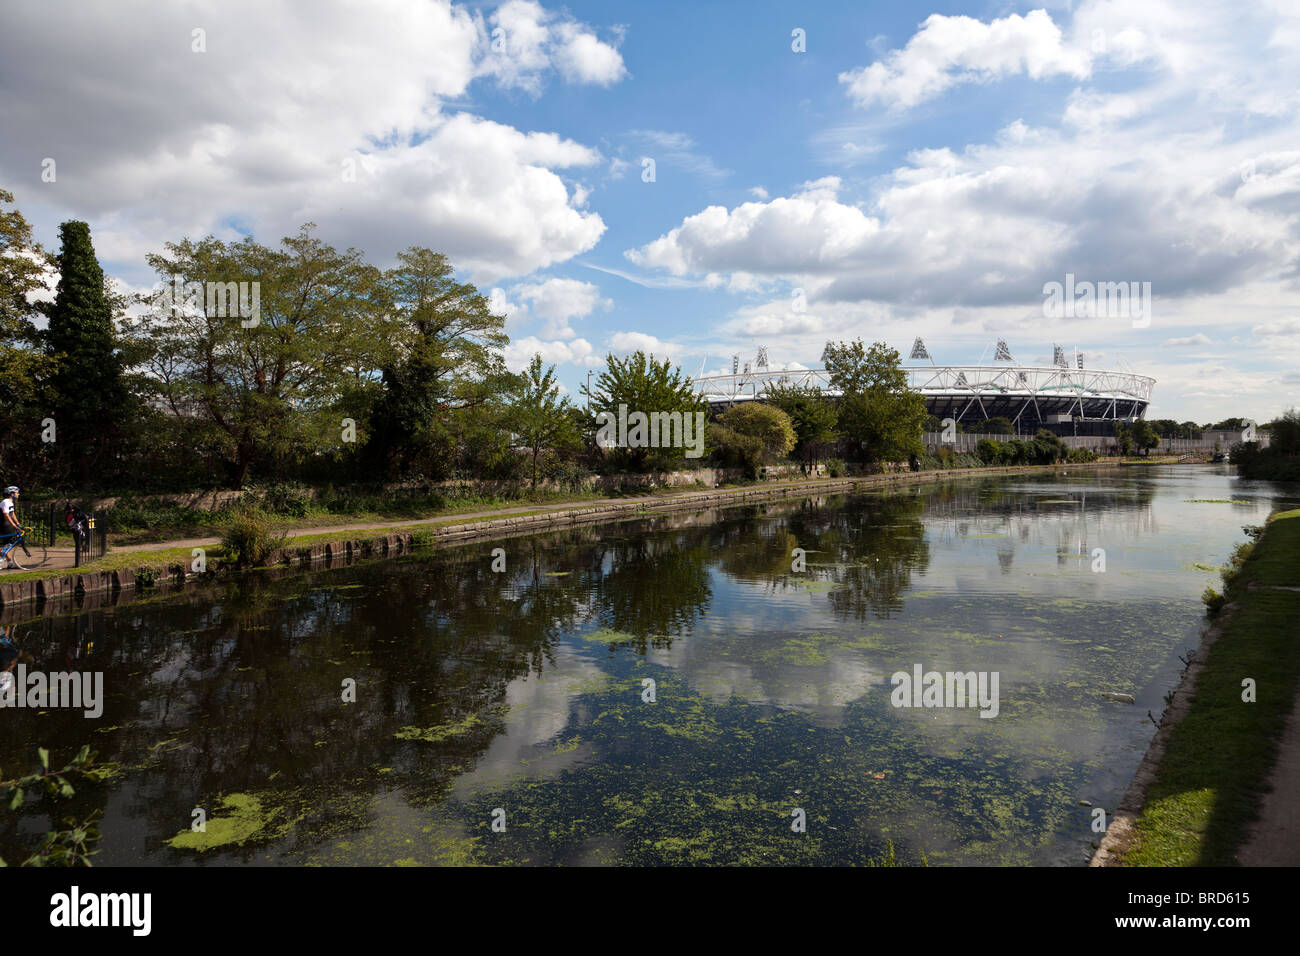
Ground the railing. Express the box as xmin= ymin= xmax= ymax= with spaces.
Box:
xmin=15 ymin=500 xmax=107 ymax=565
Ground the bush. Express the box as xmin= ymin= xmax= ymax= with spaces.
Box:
xmin=1202 ymin=585 xmax=1225 ymax=615
xmin=221 ymin=508 xmax=288 ymax=566
xmin=716 ymin=403 xmax=796 ymax=460
xmin=824 ymin=458 xmax=847 ymax=477
xmin=259 ymin=482 xmax=311 ymax=518
xmin=709 ymin=423 xmax=767 ymax=479
xmin=975 ymin=439 xmax=1002 ymax=464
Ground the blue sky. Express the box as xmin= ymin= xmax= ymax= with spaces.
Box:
xmin=3 ymin=0 xmax=1299 ymax=422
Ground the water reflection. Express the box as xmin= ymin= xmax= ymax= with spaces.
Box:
xmin=0 ymin=467 xmax=1286 ymax=866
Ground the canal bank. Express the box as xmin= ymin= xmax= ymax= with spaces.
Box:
xmin=0 ymin=461 xmax=1109 ymax=619
xmin=3 ymin=462 xmax=1272 ymax=865
xmin=1091 ymin=507 xmax=1300 ymax=866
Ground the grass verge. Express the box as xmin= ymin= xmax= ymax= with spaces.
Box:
xmin=1122 ymin=508 xmax=1300 ymax=865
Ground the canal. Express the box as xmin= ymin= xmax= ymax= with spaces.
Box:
xmin=3 ymin=465 xmax=1297 ymax=865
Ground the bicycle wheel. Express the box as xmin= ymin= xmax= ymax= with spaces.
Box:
xmin=12 ymin=537 xmax=47 ymax=570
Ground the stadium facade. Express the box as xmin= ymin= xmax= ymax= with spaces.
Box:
xmin=691 ymin=340 xmax=1155 ymax=437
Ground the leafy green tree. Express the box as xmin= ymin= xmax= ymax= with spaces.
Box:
xmin=126 ymin=225 xmax=386 ymax=485
xmin=42 ymin=221 xmax=131 ymax=482
xmin=710 ymin=402 xmax=796 ymax=477
xmin=1114 ymin=422 xmax=1134 ymax=456
xmin=766 ymin=383 xmax=839 ymax=471
xmin=1269 ymin=408 xmax=1300 ymax=455
xmin=364 ymin=248 xmax=512 ymax=480
xmin=506 ymin=354 xmax=580 ymax=487
xmin=1133 ymin=420 xmax=1160 ymax=454
xmin=583 ymin=351 xmax=703 ymax=472
xmin=821 ymin=340 xmax=928 ymax=466
xmin=0 ymin=189 xmax=54 ymax=482
xmin=979 ymin=416 xmax=1016 ymax=435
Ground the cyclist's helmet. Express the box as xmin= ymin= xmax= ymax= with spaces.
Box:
xmin=3 ymin=486 xmax=17 ymax=495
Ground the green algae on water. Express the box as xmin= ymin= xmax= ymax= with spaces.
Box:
xmin=395 ymin=712 xmax=487 ymax=743
xmin=165 ymin=793 xmax=295 ymax=852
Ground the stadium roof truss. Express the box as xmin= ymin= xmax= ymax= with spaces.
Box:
xmin=693 ymin=364 xmax=1155 ymax=426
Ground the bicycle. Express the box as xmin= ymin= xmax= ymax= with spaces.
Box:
xmin=0 ymin=526 xmax=48 ymax=570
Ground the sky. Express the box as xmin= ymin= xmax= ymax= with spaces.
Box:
xmin=2 ymin=0 xmax=1298 ymax=423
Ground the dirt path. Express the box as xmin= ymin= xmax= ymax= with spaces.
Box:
xmin=25 ymin=485 xmax=816 ymax=570
xmin=1238 ymin=697 xmax=1300 ymax=865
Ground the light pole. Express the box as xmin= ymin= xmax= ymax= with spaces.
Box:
xmin=586 ymin=369 xmax=593 ymax=414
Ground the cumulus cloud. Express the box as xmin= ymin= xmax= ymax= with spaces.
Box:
xmin=0 ymin=0 xmax=622 ymax=283
xmin=504 ymin=335 xmax=594 ymax=370
xmin=626 ymin=128 xmax=1300 ymax=312
xmin=506 ymin=277 xmax=611 ymax=338
xmin=606 ymin=331 xmax=683 ymax=360
xmin=482 ymin=0 xmax=626 ymax=94
xmin=840 ymin=9 xmax=1091 ymax=111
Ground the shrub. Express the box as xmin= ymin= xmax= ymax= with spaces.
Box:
xmin=976 ymin=439 xmax=1002 ymax=464
xmin=708 ymin=423 xmax=767 ymax=479
xmin=824 ymin=458 xmax=846 ymax=477
xmin=221 ymin=508 xmax=288 ymax=566
xmin=259 ymin=482 xmax=311 ymax=518
xmin=1202 ymin=585 xmax=1225 ymax=615
xmin=717 ymin=403 xmax=797 ymax=461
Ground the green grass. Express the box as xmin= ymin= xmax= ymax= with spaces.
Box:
xmin=1122 ymin=508 xmax=1300 ymax=866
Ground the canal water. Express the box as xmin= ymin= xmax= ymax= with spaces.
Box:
xmin=3 ymin=466 xmax=1296 ymax=866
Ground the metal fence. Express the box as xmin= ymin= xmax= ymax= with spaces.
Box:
xmin=15 ymin=499 xmax=107 ymax=565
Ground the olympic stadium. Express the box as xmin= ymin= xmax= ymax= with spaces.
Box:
xmin=691 ymin=340 xmax=1156 ymax=436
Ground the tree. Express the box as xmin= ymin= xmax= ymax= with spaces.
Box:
xmin=766 ymin=383 xmax=839 ymax=471
xmin=1270 ymin=408 xmax=1300 ymax=455
xmin=821 ymin=340 xmax=928 ymax=466
xmin=583 ymin=351 xmax=703 ymax=472
xmin=0 ymin=189 xmax=54 ymax=482
xmin=42 ymin=221 xmax=131 ymax=483
xmin=126 ymin=225 xmax=386 ymax=486
xmin=506 ymin=354 xmax=580 ymax=488
xmin=710 ymin=402 xmax=796 ymax=477
xmin=1133 ymin=420 xmax=1160 ymax=454
xmin=1114 ymin=422 xmax=1134 ymax=456
xmin=364 ymin=248 xmax=513 ymax=480
xmin=979 ymin=416 xmax=1016 ymax=435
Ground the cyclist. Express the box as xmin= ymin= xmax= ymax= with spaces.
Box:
xmin=1 ymin=486 xmax=19 ymax=536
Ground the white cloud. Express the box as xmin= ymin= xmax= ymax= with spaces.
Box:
xmin=507 ymin=277 xmax=611 ymax=338
xmin=626 ymin=120 xmax=1300 ymax=311
xmin=482 ymin=0 xmax=626 ymax=94
xmin=0 ymin=0 xmax=620 ymax=283
xmin=553 ymin=22 xmax=628 ymax=85
xmin=504 ymin=335 xmax=594 ymax=370
xmin=1163 ymin=333 xmax=1212 ymax=346
xmin=606 ymin=331 xmax=682 ymax=360
xmin=840 ymin=9 xmax=1091 ymax=111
